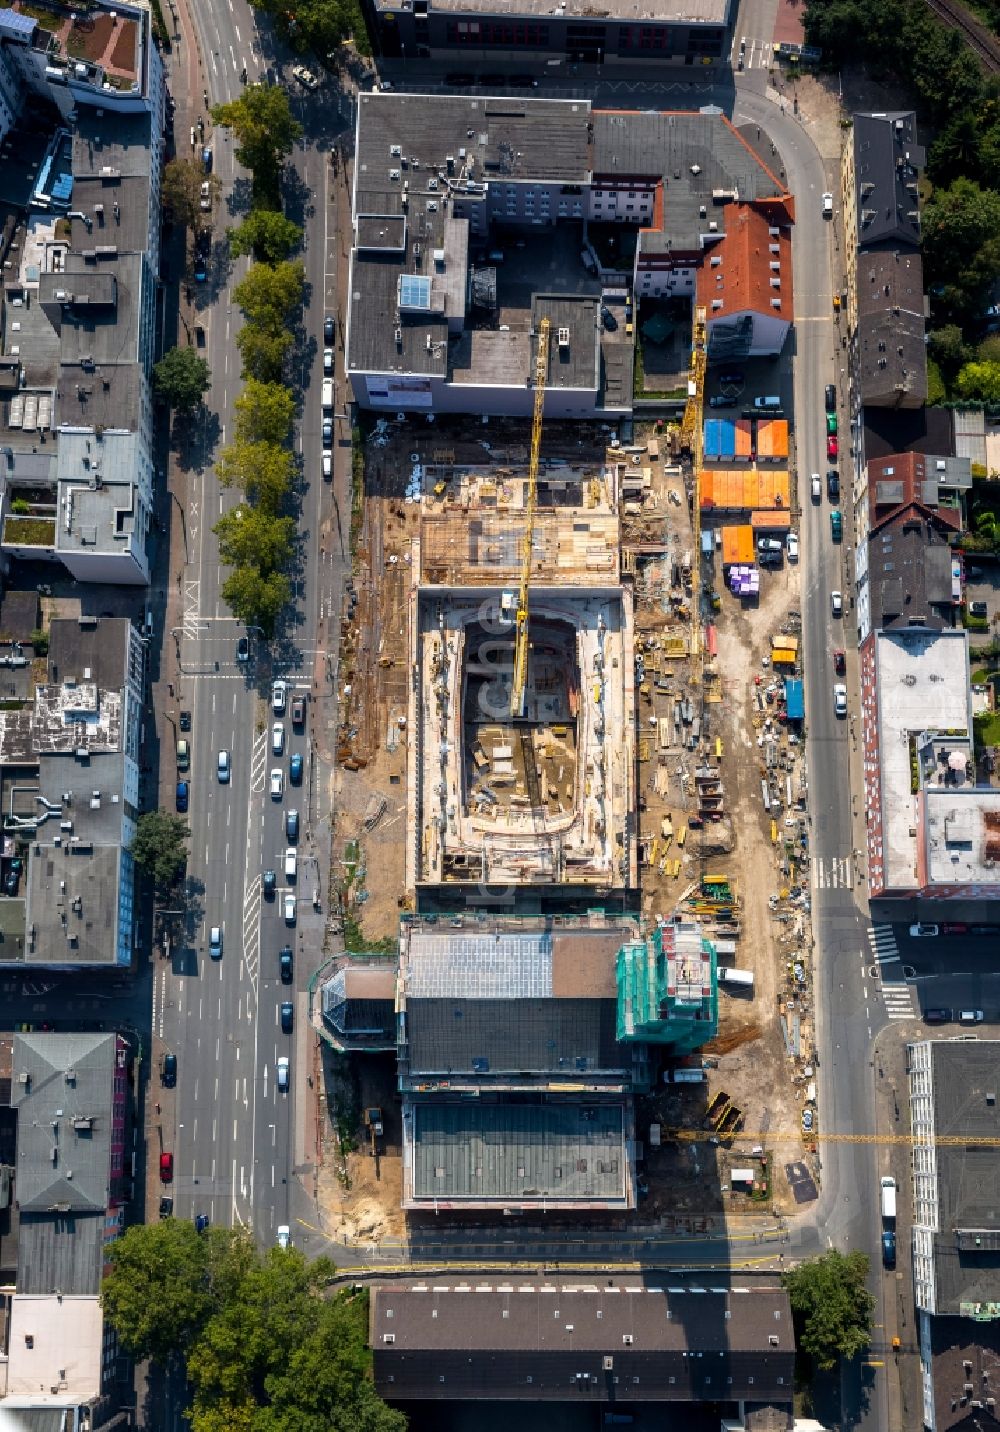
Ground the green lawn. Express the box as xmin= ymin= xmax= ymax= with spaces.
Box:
xmin=974 ymin=709 xmax=1000 ymax=747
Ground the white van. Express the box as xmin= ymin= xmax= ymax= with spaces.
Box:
xmin=754 ymin=395 xmax=782 ymax=410
xmin=322 ymin=378 xmax=333 ymax=411
xmin=284 ymin=847 xmax=297 ymax=881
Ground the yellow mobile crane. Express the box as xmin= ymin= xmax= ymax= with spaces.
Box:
xmin=511 ymin=316 xmax=551 ymax=718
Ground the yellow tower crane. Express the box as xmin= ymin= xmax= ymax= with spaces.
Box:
xmin=684 ymin=306 xmax=707 ymax=682
xmin=511 ymin=316 xmax=551 ymax=719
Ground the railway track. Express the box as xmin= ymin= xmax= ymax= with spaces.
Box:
xmin=924 ymin=0 xmax=1000 ymax=72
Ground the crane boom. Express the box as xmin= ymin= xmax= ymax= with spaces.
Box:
xmin=511 ymin=316 xmax=551 ymax=718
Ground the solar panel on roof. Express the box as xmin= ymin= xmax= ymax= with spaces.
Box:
xmin=399 ymin=273 xmax=431 ymax=311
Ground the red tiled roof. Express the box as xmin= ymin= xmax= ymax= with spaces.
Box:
xmin=696 ymin=204 xmax=793 ymax=323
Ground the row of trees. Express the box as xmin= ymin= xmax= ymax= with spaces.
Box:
xmin=246 ymin=0 xmax=368 ymax=64
xmin=209 ymin=87 xmax=305 ymax=636
xmin=804 ymin=0 xmax=1000 ymax=386
xmin=102 ymin=1221 xmax=404 ymax=1432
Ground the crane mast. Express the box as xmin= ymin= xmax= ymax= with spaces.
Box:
xmin=511 ymin=316 xmax=551 ymax=718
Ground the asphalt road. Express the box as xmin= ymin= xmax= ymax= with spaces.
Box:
xmin=155 ymin=0 xmax=352 ymax=1252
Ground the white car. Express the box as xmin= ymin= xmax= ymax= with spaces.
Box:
xmin=811 ymin=473 xmax=821 ymax=502
xmin=199 ymin=180 xmax=212 ymax=211
xmin=276 ymin=1224 xmax=291 ymax=1249
xmin=322 ymin=453 xmax=332 ymax=480
xmin=272 ymin=679 xmax=287 ymax=715
xmin=909 ymin=923 xmax=940 ymax=938
xmin=822 ymin=192 xmax=833 ymax=217
xmin=217 ymin=748 xmax=231 ymax=783
xmin=276 ymin=1056 xmax=290 ymax=1091
xmin=284 ymin=892 xmax=296 ymax=924
xmin=272 ymin=721 xmax=285 ymax=756
xmin=270 ymin=768 xmax=284 ymax=800
xmin=284 ymin=847 xmax=297 ymax=881
xmin=292 ymin=64 xmax=319 ymax=90
xmin=833 ymin=683 xmax=847 ymax=717
xmin=786 ymin=531 xmax=799 ymax=561
xmin=323 ymin=347 xmax=334 ymax=374
xmin=831 ymin=590 xmax=843 ymax=618
xmin=209 ymin=925 xmax=223 ymax=959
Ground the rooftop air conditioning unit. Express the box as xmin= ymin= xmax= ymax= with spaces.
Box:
xmin=558 ymin=327 xmax=570 ymax=347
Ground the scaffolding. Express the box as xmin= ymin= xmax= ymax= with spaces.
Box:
xmin=616 ymin=919 xmax=718 ymax=1054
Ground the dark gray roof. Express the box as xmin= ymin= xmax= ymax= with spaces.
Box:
xmin=867 ymin=509 xmax=956 ymax=632
xmin=929 ymin=1316 xmax=1000 ymax=1432
xmin=862 ymin=404 xmax=955 ymax=463
xmin=371 ymin=1279 xmax=795 ymax=1402
xmin=321 ymin=964 xmax=396 ymax=1049
xmin=16 ymin=1211 xmax=106 ymax=1295
xmin=851 ymin=112 xmax=923 ymax=251
xmin=592 ymin=110 xmax=784 ymax=253
xmin=25 ymin=820 xmax=125 ymax=968
xmin=406 ymin=1099 xmax=628 ymax=1203
xmin=348 ymin=252 xmax=451 ymax=378
xmin=856 ymin=249 xmax=927 ymax=409
xmin=407 ymin=997 xmax=621 ymax=1079
xmin=11 ymin=1033 xmax=118 ymax=1213
xmin=922 ymin=1040 xmax=1000 ymax=1317
xmin=47 ymin=617 xmax=132 ymax=693
xmin=0 ymin=591 xmax=40 ymax=643
xmin=533 ymin=295 xmax=600 ymax=394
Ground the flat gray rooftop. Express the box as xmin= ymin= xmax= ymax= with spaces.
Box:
xmin=26 ymin=832 xmax=124 ymax=968
xmin=533 ymin=294 xmax=600 ymax=393
xmin=373 ymin=0 xmax=729 ymax=19
xmin=406 ymin=1099 xmax=627 ymax=1203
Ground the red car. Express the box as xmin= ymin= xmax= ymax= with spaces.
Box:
xmin=942 ymin=922 xmax=968 ymax=934
xmin=159 ymin=1152 xmax=174 ymax=1183
xmin=827 ymin=435 xmax=839 ymax=460
xmin=833 ymin=650 xmax=846 ymax=674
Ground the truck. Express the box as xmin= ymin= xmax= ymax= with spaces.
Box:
xmin=880 ymin=1175 xmax=897 ymax=1225
xmin=717 ymin=967 xmax=754 ymax=989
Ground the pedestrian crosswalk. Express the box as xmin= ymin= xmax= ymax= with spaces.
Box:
xmin=811 ymin=855 xmax=854 ymax=889
xmin=867 ymin=924 xmax=919 ymax=1021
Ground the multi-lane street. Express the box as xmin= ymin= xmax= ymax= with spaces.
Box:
xmin=151 ymin=0 xmax=353 ymax=1249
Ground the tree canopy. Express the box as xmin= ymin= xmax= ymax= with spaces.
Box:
xmin=955 ymin=360 xmax=1000 ymax=404
xmin=221 ymin=565 xmax=293 ymax=637
xmin=154 ymin=346 xmax=212 ymax=413
xmin=229 ymin=209 xmax=303 ymax=265
xmin=247 ymin=0 xmax=368 ymax=59
xmin=922 ymin=179 xmax=1000 ymax=323
xmin=211 ymin=86 xmax=302 ymax=197
xmin=163 ymin=159 xmax=218 ymax=230
xmin=130 ymin=810 xmax=190 ymax=890
xmin=215 ymin=440 xmax=294 ymax=511
xmin=215 ymin=504 xmax=295 ymax=570
xmin=235 ymin=380 xmax=296 ymax=446
xmin=782 ymin=1249 xmax=875 ymax=1372
xmin=103 ymin=1226 xmax=402 ymax=1432
xmin=233 ymin=262 xmax=305 ymax=338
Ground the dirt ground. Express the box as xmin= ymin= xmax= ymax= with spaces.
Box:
xmin=316 ymin=1050 xmax=406 ymax=1244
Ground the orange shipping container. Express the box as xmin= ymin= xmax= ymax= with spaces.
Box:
xmin=734 ymin=420 xmax=753 ymax=461
xmin=750 ymin=509 xmax=792 ymax=531
xmin=721 ymin=524 xmax=755 ymax=564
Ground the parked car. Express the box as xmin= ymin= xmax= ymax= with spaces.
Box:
xmin=822 ymin=191 xmax=833 ymax=216
xmin=708 ymin=394 xmax=734 ymax=408
xmin=179 ymin=710 xmax=191 ymax=732
xmin=217 ymin=748 xmax=231 ymax=783
xmin=323 ymin=347 xmax=334 ymax=373
xmin=160 ymin=1151 xmax=174 ymax=1182
xmin=263 ymin=869 xmax=277 ymax=898
xmin=209 ymin=925 xmax=223 ymax=959
xmin=159 ymin=1195 xmax=174 ymax=1217
xmin=600 ymin=305 xmax=618 ymax=331
xmin=175 ymin=780 xmax=189 ymax=813
xmin=811 ymin=473 xmax=821 ymax=502
xmin=289 ymin=752 xmax=304 ymax=784
xmin=942 ymin=922 xmax=968 ymax=934
xmin=827 ymin=469 xmax=840 ymax=500
xmin=322 ymin=454 xmax=332 ymax=481
xmin=285 ymin=808 xmax=299 ymax=842
xmin=322 ymin=419 xmax=333 ymax=448
xmin=924 ymin=1007 xmax=951 ymax=1024
xmin=831 ymin=590 xmax=843 ymax=617
xmin=826 ymin=412 xmax=838 ymax=436
xmin=827 ymin=434 xmax=839 ymax=460
xmin=960 ymin=1008 xmax=985 ymax=1024
xmin=284 ymin=847 xmax=297 ymax=881
xmin=272 ymin=721 xmax=285 ymax=756
xmin=291 ymin=695 xmax=306 ymax=727
xmin=881 ymin=1229 xmax=896 ymax=1269
xmin=757 ymin=537 xmax=783 ymax=554
xmin=786 ymin=531 xmax=799 ymax=561
xmin=833 ymin=683 xmax=848 ymax=717
xmin=970 ymin=600 xmax=989 ymax=618
xmin=162 ymin=1052 xmax=177 ymax=1087
xmin=280 ymin=1001 xmax=294 ymax=1033
xmin=272 ymin=679 xmax=287 ymax=715
xmin=279 ymin=946 xmax=293 ymax=982
xmin=833 ymin=649 xmax=846 ymax=675
xmin=201 ymin=146 xmax=212 ymax=172
xmin=324 ymin=314 xmax=335 ymax=343
xmin=176 ymin=738 xmax=190 ymax=771
xmin=284 ymin=893 xmax=296 ymax=925
xmin=270 ymin=768 xmax=284 ymax=800
xmin=292 ymin=63 xmax=319 ymax=90
xmin=909 ymin=923 xmax=940 ymax=937
xmin=276 ymin=1056 xmax=290 ymax=1091
xmin=825 ymin=384 xmax=836 ymax=412
xmin=831 ymin=510 xmax=843 ymax=541
xmin=199 ymin=180 xmax=212 ymax=211
xmin=718 ymin=369 xmax=743 ymax=385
